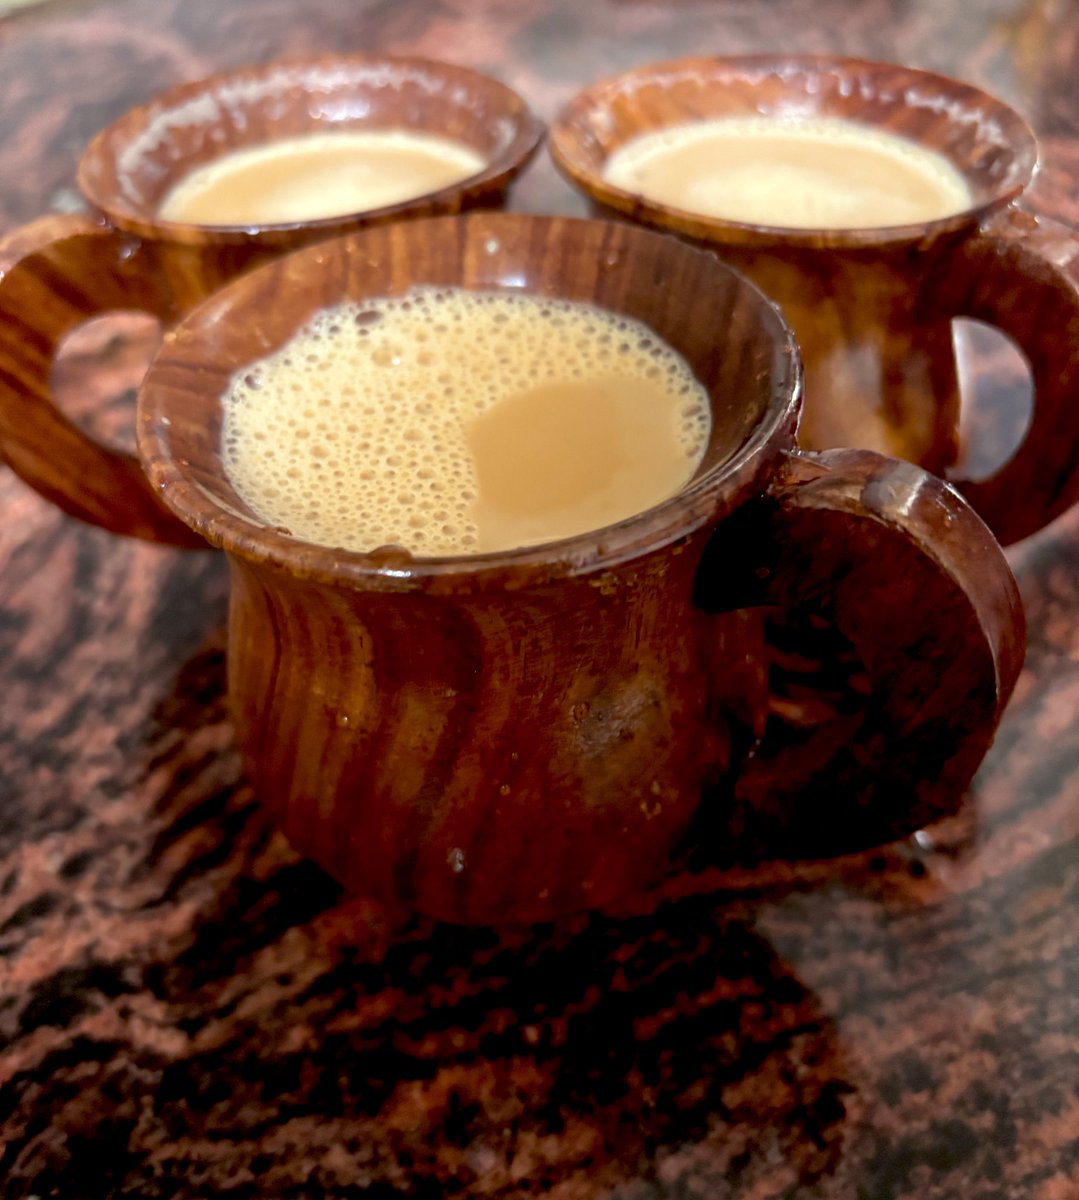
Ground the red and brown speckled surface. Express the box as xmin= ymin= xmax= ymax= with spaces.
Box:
xmin=1 ymin=1 xmax=1078 ymax=1197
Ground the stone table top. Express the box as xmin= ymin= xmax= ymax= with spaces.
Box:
xmin=0 ymin=1 xmax=1077 ymax=1197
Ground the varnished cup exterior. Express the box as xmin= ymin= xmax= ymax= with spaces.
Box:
xmin=550 ymin=55 xmax=1079 ymax=545
xmin=130 ymin=213 xmax=1024 ymax=924
xmin=0 ymin=55 xmax=542 ymax=543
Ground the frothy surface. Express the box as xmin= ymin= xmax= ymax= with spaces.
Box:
xmin=221 ymin=289 xmax=712 ymax=556
xmin=159 ymin=130 xmax=486 ymax=225
xmin=603 ymin=115 xmax=972 ymax=229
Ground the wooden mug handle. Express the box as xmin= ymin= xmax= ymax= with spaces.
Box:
xmin=0 ymin=214 xmax=203 ymax=545
xmin=930 ymin=207 xmax=1079 ymax=545
xmin=696 ymin=447 xmax=1024 ymax=853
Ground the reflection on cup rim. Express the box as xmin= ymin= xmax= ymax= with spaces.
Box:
xmin=77 ymin=53 xmax=545 ymax=245
xmin=137 ymin=212 xmax=804 ymax=591
xmin=549 ymin=53 xmax=1039 ymax=250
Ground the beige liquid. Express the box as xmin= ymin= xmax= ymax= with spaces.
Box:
xmin=603 ymin=115 xmax=972 ymax=229
xmin=221 ymin=289 xmax=712 ymax=556
xmin=159 ymin=130 xmax=487 ymax=225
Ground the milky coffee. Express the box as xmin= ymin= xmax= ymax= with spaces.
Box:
xmin=221 ymin=289 xmax=712 ymax=556
xmin=603 ymin=115 xmax=972 ymax=229
xmin=160 ymin=130 xmax=486 ymax=225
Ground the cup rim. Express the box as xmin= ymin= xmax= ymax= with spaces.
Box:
xmin=137 ymin=212 xmax=802 ymax=592
xmin=549 ymin=53 xmax=1040 ymax=250
xmin=78 ymin=53 xmax=545 ymax=245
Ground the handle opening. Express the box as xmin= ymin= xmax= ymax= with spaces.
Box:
xmin=952 ymin=317 xmax=1032 ymax=485
xmin=51 ymin=310 xmax=164 ymax=457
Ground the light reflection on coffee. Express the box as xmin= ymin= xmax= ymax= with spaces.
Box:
xmin=603 ymin=115 xmax=972 ymax=229
xmin=221 ymin=288 xmax=712 ymax=556
xmin=159 ymin=130 xmax=487 ymax=225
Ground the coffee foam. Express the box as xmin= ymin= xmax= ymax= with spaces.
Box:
xmin=603 ymin=115 xmax=972 ymax=229
xmin=221 ymin=288 xmax=711 ymax=556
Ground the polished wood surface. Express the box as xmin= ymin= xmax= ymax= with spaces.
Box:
xmin=78 ymin=55 xmax=543 ymax=244
xmin=131 ymin=211 xmax=1019 ymax=922
xmin=0 ymin=55 xmax=540 ymax=540
xmin=0 ymin=1 xmax=1077 ymax=1196
xmin=550 ymin=55 xmax=1079 ymax=545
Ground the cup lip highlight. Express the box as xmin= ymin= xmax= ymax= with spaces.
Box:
xmin=77 ymin=53 xmax=545 ymax=246
xmin=549 ymin=53 xmax=1040 ymax=251
xmin=137 ymin=212 xmax=802 ymax=593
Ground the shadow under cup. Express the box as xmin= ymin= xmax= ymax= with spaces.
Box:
xmin=137 ymin=213 xmax=1020 ymax=925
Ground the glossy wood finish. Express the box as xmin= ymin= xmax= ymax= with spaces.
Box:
xmin=0 ymin=215 xmax=202 ymax=542
xmin=79 ymin=55 xmax=544 ymax=247
xmin=127 ymin=211 xmax=1018 ymax=922
xmin=705 ymin=446 xmax=1024 ymax=854
xmin=550 ymin=55 xmax=1079 ymax=544
xmin=0 ymin=1 xmax=1077 ymax=1196
xmin=0 ymin=54 xmax=540 ymax=539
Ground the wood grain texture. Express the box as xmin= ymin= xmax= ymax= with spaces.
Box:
xmin=0 ymin=214 xmax=200 ymax=542
xmin=128 ymin=212 xmax=1020 ymax=922
xmin=0 ymin=53 xmax=540 ymax=541
xmin=78 ymin=55 xmax=543 ymax=246
xmin=0 ymin=1 xmax=1077 ymax=1197
xmin=134 ymin=212 xmax=797 ymax=925
xmin=702 ymin=446 xmax=1023 ymax=853
xmin=548 ymin=54 xmax=1079 ymax=545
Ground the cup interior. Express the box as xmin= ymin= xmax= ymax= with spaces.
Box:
xmin=549 ymin=55 xmax=1039 ymax=247
xmin=78 ymin=55 xmax=543 ymax=243
xmin=137 ymin=213 xmax=800 ymax=586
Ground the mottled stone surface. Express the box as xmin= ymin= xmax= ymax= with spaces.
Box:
xmin=0 ymin=1 xmax=1077 ymax=1197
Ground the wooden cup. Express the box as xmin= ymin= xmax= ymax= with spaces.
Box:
xmin=549 ymin=54 xmax=1079 ymax=545
xmin=0 ymin=54 xmax=542 ymax=545
xmin=108 ymin=212 xmax=1021 ymax=923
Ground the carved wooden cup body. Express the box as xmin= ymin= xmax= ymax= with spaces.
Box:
xmin=0 ymin=55 xmax=542 ymax=543
xmin=550 ymin=55 xmax=1079 ymax=544
xmin=125 ymin=214 xmax=1023 ymax=924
